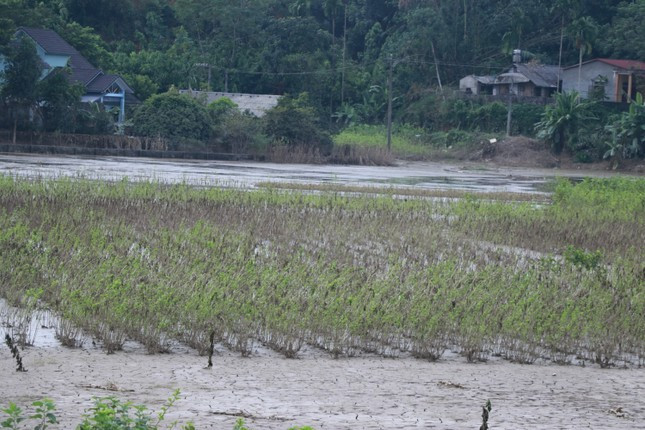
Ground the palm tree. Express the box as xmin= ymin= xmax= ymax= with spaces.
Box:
xmin=568 ymin=16 xmax=598 ymax=94
xmin=323 ymin=0 xmax=342 ymax=40
xmin=535 ymin=91 xmax=595 ymax=155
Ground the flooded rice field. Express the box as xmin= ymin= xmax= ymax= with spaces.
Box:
xmin=1 ymin=155 xmax=644 ymax=429
xmin=0 ymin=153 xmax=622 ymax=194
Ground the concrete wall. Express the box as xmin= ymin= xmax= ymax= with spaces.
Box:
xmin=561 ymin=61 xmax=617 ymax=101
xmin=180 ymin=90 xmax=281 ymax=117
xmin=459 ymin=76 xmax=479 ymax=94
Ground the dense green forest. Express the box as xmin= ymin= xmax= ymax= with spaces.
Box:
xmin=2 ymin=0 xmax=643 ymax=110
xmin=1 ymin=0 xmax=644 ymax=162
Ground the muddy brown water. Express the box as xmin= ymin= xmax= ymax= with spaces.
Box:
xmin=1 ymin=156 xmax=644 ymax=429
xmin=0 ymin=154 xmax=629 ymax=194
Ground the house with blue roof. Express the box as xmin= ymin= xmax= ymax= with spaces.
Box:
xmin=2 ymin=27 xmax=137 ymax=123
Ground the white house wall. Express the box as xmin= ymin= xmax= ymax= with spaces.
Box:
xmin=42 ymin=53 xmax=70 ymax=70
xmin=561 ymin=62 xmax=617 ymax=100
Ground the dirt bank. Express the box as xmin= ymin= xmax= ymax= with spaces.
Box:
xmin=468 ymin=136 xmax=645 ymax=173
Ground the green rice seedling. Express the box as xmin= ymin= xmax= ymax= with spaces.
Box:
xmin=0 ymin=175 xmax=642 ymax=366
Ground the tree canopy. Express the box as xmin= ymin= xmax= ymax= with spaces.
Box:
xmin=0 ymin=0 xmax=642 ymax=123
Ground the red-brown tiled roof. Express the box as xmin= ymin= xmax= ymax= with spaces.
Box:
xmin=597 ymin=59 xmax=645 ymax=70
xmin=564 ymin=58 xmax=645 ymax=71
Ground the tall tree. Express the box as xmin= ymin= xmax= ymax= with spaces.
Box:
xmin=568 ymin=16 xmax=598 ymax=93
xmin=1 ymin=37 xmax=42 ymax=144
xmin=38 ymin=67 xmax=85 ymax=132
xmin=601 ymin=0 xmax=645 ymax=61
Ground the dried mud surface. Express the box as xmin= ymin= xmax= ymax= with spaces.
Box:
xmin=2 ymin=330 xmax=645 ymax=430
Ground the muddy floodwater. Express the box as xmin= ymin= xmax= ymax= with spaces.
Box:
xmin=0 ymin=153 xmax=627 ymax=194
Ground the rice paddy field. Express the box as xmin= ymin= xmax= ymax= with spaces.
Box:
xmin=1 ymin=173 xmax=644 ymax=428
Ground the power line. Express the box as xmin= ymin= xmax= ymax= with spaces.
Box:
xmin=193 ymin=30 xmax=565 ymax=80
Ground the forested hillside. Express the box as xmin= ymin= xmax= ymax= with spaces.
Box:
xmin=2 ymin=0 xmax=643 ymax=114
xmin=1 ymin=0 xmax=644 ymax=164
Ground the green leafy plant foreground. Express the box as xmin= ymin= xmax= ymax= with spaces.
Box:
xmin=1 ymin=396 xmax=317 ymax=429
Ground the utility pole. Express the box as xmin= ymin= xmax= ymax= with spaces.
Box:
xmin=506 ymin=75 xmax=514 ymax=137
xmin=430 ymin=40 xmax=444 ymax=98
xmin=341 ymin=0 xmax=348 ymax=104
xmin=386 ymin=54 xmax=393 ymax=152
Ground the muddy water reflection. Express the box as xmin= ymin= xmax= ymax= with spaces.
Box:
xmin=0 ymin=154 xmax=618 ymax=194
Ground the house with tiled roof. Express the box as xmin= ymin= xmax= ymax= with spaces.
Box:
xmin=561 ymin=58 xmax=645 ymax=103
xmin=460 ymin=52 xmax=561 ymax=102
xmin=6 ymin=27 xmax=137 ymax=122
xmin=491 ymin=63 xmax=561 ymax=98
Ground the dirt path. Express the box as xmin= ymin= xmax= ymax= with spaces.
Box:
xmin=2 ymin=328 xmax=644 ymax=430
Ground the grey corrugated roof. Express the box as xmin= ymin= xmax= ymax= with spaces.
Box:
xmin=475 ymin=75 xmax=496 ymax=84
xmin=512 ymin=64 xmax=561 ymax=88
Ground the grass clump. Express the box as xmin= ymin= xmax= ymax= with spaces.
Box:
xmin=334 ymin=124 xmax=498 ymax=160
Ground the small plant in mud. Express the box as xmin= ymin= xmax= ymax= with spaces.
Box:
xmin=233 ymin=419 xmax=314 ymax=430
xmin=1 ymin=399 xmax=56 ymax=430
xmin=1 ymin=391 xmax=195 ymax=429
xmin=233 ymin=419 xmax=250 ymax=430
xmin=79 ymin=389 xmax=194 ymax=430
xmin=479 ymin=400 xmax=492 ymax=430
xmin=4 ymin=334 xmax=26 ymax=372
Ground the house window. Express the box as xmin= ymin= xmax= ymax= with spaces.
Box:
xmin=589 ymin=75 xmax=608 ymax=101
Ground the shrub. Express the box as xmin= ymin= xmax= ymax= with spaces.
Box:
xmin=75 ymin=102 xmax=116 ymax=135
xmin=215 ymin=111 xmax=269 ymax=155
xmin=471 ymin=102 xmax=507 ymax=132
xmin=604 ymin=93 xmax=645 ymax=160
xmin=208 ymin=97 xmax=237 ymax=123
xmin=132 ymin=92 xmax=211 ymax=145
xmin=510 ymin=104 xmax=545 ymax=136
xmin=264 ymin=93 xmax=332 ymax=153
xmin=564 ymin=245 xmax=603 ymax=270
